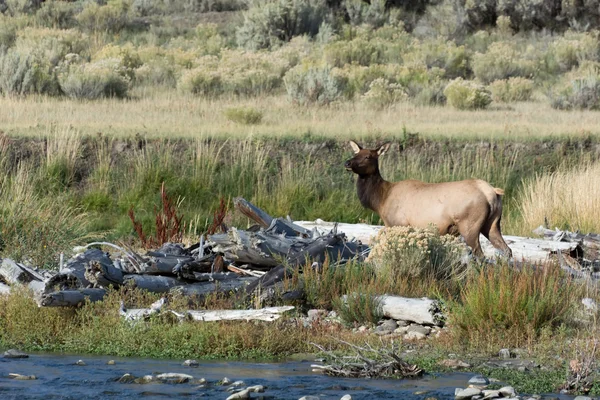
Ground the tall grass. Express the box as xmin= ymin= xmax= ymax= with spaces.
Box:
xmin=450 ymin=262 xmax=581 ymax=351
xmin=520 ymin=161 xmax=600 ymax=233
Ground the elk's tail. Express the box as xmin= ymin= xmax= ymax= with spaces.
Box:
xmin=494 ymin=188 xmax=505 ymax=196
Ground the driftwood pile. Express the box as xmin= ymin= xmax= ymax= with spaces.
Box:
xmin=0 ymin=197 xmax=368 ymax=308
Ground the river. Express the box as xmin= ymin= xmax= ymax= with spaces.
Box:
xmin=0 ymin=352 xmax=578 ymax=400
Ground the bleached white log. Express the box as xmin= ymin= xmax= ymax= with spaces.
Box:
xmin=187 ymin=306 xmax=295 ymax=322
xmin=342 ymin=294 xmax=444 ymax=326
xmin=295 ymin=219 xmax=580 ymax=263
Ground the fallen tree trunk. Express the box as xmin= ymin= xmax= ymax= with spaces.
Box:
xmin=84 ymin=258 xmax=124 ymax=288
xmin=39 ymin=288 xmax=107 ymax=307
xmin=533 ymin=226 xmax=600 ymax=251
xmin=375 ymin=295 xmax=445 ymax=326
xmin=123 ymin=275 xmax=182 ymax=293
xmin=295 ymin=219 xmax=582 ymax=263
xmin=187 ymin=306 xmax=295 ymax=322
xmin=0 ymin=282 xmax=11 ymax=295
xmin=170 ymin=278 xmax=255 ymax=297
xmin=0 ymin=259 xmax=41 ymax=285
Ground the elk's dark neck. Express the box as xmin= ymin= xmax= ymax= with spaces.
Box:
xmin=356 ymin=170 xmax=389 ymax=213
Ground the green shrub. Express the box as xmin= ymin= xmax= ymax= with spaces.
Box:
xmin=406 ymin=78 xmax=447 ymax=106
xmin=362 ymin=78 xmax=407 ymax=109
xmin=224 ymin=107 xmax=263 ymax=125
xmin=367 ymin=226 xmax=468 ymax=282
xmin=76 ymin=0 xmax=131 ymax=34
xmin=58 ymin=59 xmax=130 ymax=100
xmin=35 ymin=0 xmax=78 ymax=29
xmin=133 ymin=61 xmax=178 ymax=87
xmin=472 ymin=42 xmax=535 ymax=84
xmin=0 ymin=48 xmax=57 ymax=96
xmin=444 ymin=78 xmax=492 ymax=110
xmin=93 ymin=44 xmax=143 ymax=80
xmin=283 ymin=64 xmax=347 ymax=105
xmin=343 ymin=0 xmax=388 ymax=28
xmin=405 ymin=38 xmax=470 ymax=79
xmin=550 ymin=74 xmax=600 ymax=111
xmin=236 ymin=0 xmax=328 ymax=50
xmin=488 ymin=77 xmax=534 ymax=102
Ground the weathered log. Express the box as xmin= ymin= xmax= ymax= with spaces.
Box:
xmin=170 ymin=278 xmax=256 ymax=297
xmin=84 ymin=259 xmax=124 ymax=288
xmin=134 ymin=256 xmax=196 ymax=276
xmin=174 ymin=254 xmax=216 ymax=279
xmin=123 ymin=275 xmax=182 ymax=293
xmin=234 ymin=197 xmax=275 ymax=228
xmin=189 ymin=272 xmax=239 ymax=282
xmin=44 ymin=273 xmax=82 ymax=294
xmin=234 ymin=197 xmax=310 ymax=237
xmin=295 ymin=219 xmax=583 ymax=263
xmin=533 ymin=226 xmax=600 ymax=251
xmin=374 ymin=295 xmax=445 ymax=326
xmin=187 ymin=306 xmax=295 ymax=322
xmin=0 ymin=259 xmax=37 ymax=285
xmin=40 ymin=288 xmax=107 ymax=307
xmin=209 ymin=228 xmax=293 ymax=267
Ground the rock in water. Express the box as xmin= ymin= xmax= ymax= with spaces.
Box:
xmin=183 ymin=359 xmax=199 ymax=367
xmin=3 ymin=349 xmax=29 ymax=359
xmin=156 ymin=373 xmax=193 ymax=383
xmin=341 ymin=395 xmax=353 ymax=400
xmin=499 ymin=386 xmax=516 ymax=397
xmin=75 ymin=360 xmax=86 ymax=366
xmin=468 ymin=374 xmax=490 ymax=386
xmin=107 ymin=360 xmax=115 ymax=365
xmin=226 ymin=389 xmax=251 ymax=400
xmin=8 ymin=373 xmax=36 ymax=380
xmin=117 ymin=373 xmax=136 ymax=383
xmin=299 ymin=397 xmax=321 ymax=400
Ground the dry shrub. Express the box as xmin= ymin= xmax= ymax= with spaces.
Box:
xmin=519 ymin=161 xmax=600 ymax=233
xmin=444 ymin=78 xmax=492 ymax=110
xmin=367 ymin=226 xmax=468 ymax=283
xmin=488 ymin=77 xmax=534 ymax=103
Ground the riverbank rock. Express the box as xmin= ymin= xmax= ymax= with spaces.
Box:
xmin=499 ymin=386 xmax=516 ymax=397
xmin=3 ymin=349 xmax=28 ymax=358
xmin=375 ymin=319 xmax=398 ymax=335
xmin=455 ymin=387 xmax=481 ymax=399
xmin=439 ymin=359 xmax=471 ymax=369
xmin=499 ymin=348 xmax=511 ymax=359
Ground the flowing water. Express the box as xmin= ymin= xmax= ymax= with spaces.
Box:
xmin=0 ymin=353 xmax=577 ymax=400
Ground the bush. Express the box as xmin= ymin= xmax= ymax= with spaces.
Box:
xmin=284 ymin=64 xmax=347 ymax=105
xmin=362 ymin=78 xmax=407 ymax=109
xmin=406 ymin=78 xmax=447 ymax=106
xmin=548 ymin=31 xmax=600 ymax=74
xmin=0 ymin=15 xmax=17 ymax=48
xmin=35 ymin=0 xmax=78 ymax=29
xmin=58 ymin=60 xmax=130 ymax=100
xmin=0 ymin=48 xmax=57 ymax=96
xmin=550 ymin=74 xmax=600 ymax=111
xmin=178 ymin=67 xmax=223 ymax=96
xmin=343 ymin=0 xmax=388 ymax=28
xmin=15 ymin=27 xmax=91 ymax=67
xmin=444 ymin=78 xmax=492 ymax=109
xmin=488 ymin=77 xmax=534 ymax=102
xmin=236 ymin=0 xmax=328 ymax=50
xmin=323 ymin=38 xmax=389 ymax=67
xmin=472 ymin=41 xmax=535 ymax=84
xmin=224 ymin=107 xmax=263 ymax=125
xmin=133 ymin=61 xmax=177 ymax=87
xmin=93 ymin=44 xmax=143 ymax=80
xmin=76 ymin=0 xmax=131 ymax=34
xmin=367 ymin=226 xmax=468 ymax=283
xmin=3 ymin=0 xmax=41 ymax=15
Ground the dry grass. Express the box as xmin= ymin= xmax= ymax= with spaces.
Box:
xmin=1 ymin=91 xmax=599 ymax=140
xmin=520 ymin=161 xmax=600 ymax=233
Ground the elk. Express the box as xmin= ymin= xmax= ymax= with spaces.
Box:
xmin=344 ymin=141 xmax=512 ymax=259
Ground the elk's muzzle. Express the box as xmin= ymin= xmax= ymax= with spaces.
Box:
xmin=344 ymin=160 xmax=353 ymax=171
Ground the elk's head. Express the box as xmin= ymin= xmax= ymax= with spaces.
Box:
xmin=344 ymin=141 xmax=390 ymax=176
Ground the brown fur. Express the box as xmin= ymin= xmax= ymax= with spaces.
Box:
xmin=344 ymin=141 xmax=512 ymax=258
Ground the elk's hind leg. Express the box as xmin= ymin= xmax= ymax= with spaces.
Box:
xmin=482 ymin=216 xmax=513 ymax=258
xmin=458 ymin=221 xmax=485 ymax=259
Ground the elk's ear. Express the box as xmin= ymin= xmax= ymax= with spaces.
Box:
xmin=377 ymin=142 xmax=391 ymax=157
xmin=349 ymin=140 xmax=362 ymax=154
